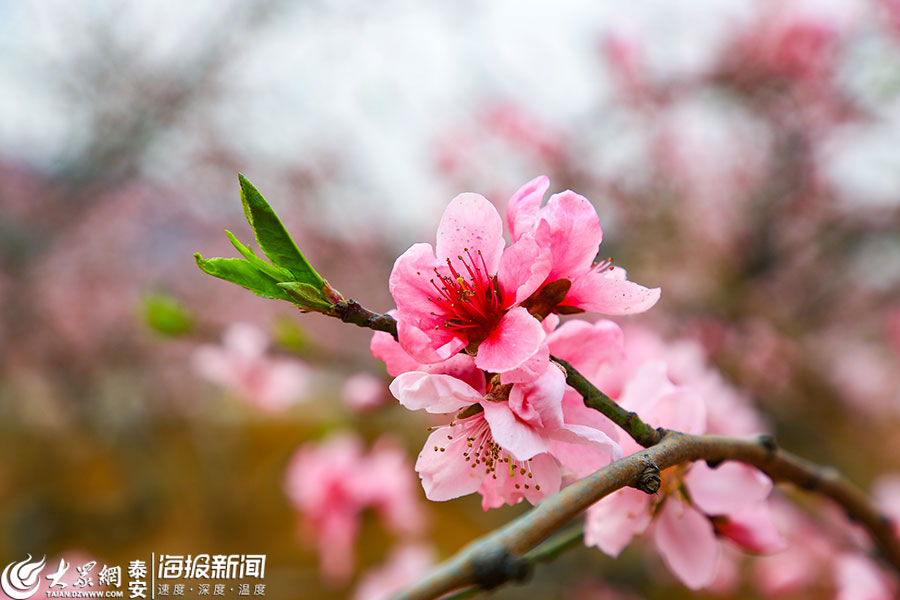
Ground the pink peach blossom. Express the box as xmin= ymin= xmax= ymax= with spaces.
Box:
xmin=753 ymin=497 xmax=838 ymax=595
xmin=390 ymin=193 xmax=551 ymax=374
xmin=283 ymin=434 xmax=425 ymax=583
xmin=584 ymin=362 xmax=777 ymax=590
xmin=352 ymin=544 xmax=435 ymax=600
xmin=390 ymin=365 xmax=621 ymax=509
xmin=370 ymin=312 xmax=485 ymax=393
xmin=506 ymin=176 xmax=660 ymax=315
xmin=341 ymin=372 xmax=388 ymax=412
xmin=193 ymin=323 xmax=311 ymax=412
xmin=834 ymin=553 xmax=896 ymax=600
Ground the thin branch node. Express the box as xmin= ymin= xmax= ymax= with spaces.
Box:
xmin=634 ymin=457 xmax=661 ymax=494
xmin=470 ymin=548 xmax=531 ymax=590
xmin=757 ymin=433 xmax=777 ymax=458
xmin=802 ymin=466 xmax=836 ymax=491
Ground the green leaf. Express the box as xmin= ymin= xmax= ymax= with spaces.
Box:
xmin=141 ymin=292 xmax=192 ymax=336
xmin=225 ymin=230 xmax=293 ymax=282
xmin=273 ymin=316 xmax=309 ymax=353
xmin=277 ymin=282 xmax=332 ymax=311
xmin=238 ymin=174 xmax=325 ymax=286
xmin=194 ymin=253 xmax=295 ymax=302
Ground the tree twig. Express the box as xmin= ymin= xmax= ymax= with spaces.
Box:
xmin=393 ymin=431 xmax=900 ymax=600
xmin=551 ymin=356 xmax=662 ymax=447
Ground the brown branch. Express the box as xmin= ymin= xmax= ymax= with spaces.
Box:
xmin=393 ymin=431 xmax=900 ymax=600
xmin=330 ymin=299 xmax=398 ymax=338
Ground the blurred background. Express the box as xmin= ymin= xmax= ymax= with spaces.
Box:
xmin=1 ymin=0 xmax=900 ymax=598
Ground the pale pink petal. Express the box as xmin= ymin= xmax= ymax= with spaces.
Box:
xmin=560 ymin=390 xmax=630 ymax=454
xmin=475 ymin=307 xmax=545 ymax=373
xmin=653 ymin=496 xmax=720 ymax=590
xmin=497 ymin=234 xmax=552 ymax=306
xmin=708 ymin=547 xmax=741 ymax=596
xmin=564 ymin=272 xmax=661 ymax=315
xmin=538 ymin=190 xmax=604 ymax=281
xmin=508 ymin=364 xmax=566 ymax=430
xmin=647 ymin=387 xmax=707 ymax=434
xmin=360 ymin=440 xmax=427 ymax=536
xmin=424 ymin=354 xmax=484 ymax=392
xmin=541 ymin=313 xmax=560 ymax=334
xmin=192 ymin=346 xmax=236 ymax=387
xmin=835 ymin=553 xmax=896 ymax=600
xmin=223 ymin=322 xmax=269 ymax=358
xmin=318 ymin=510 xmax=359 ymax=583
xmin=685 ymin=462 xmax=772 ymax=515
xmin=416 ymin=427 xmax=484 ymax=501
xmin=352 ymin=544 xmax=435 ymax=600
xmin=507 ymin=175 xmax=549 ymax=241
xmin=755 ymin=547 xmax=819 ymax=594
xmin=479 ymin=452 xmax=560 ymax=509
xmin=554 ymin=424 xmax=622 ymax=459
xmin=371 ymin=328 xmax=484 ymax=390
xmin=342 ymin=373 xmax=386 ymax=411
xmin=546 ymin=319 xmax=624 ymax=381
xmin=481 ymin=400 xmax=549 ymax=461
xmin=397 ymin=317 xmax=466 ymax=364
xmin=389 ymin=243 xmax=442 ymax=322
xmin=500 ymin=343 xmax=550 ymax=384
xmin=717 ymin=503 xmax=786 ymax=554
xmin=370 ymin=330 xmax=421 ymax=376
xmin=617 ymin=361 xmax=676 ymax=417
xmin=584 ymin=487 xmax=653 ymax=557
xmin=522 ymin=452 xmax=562 ymax=504
xmin=389 ymin=372 xmax=480 ymax=414
xmin=548 ymin=424 xmax=621 ymax=479
xmin=435 ymin=193 xmax=505 ymax=275
xmin=254 ymin=360 xmax=311 ymax=411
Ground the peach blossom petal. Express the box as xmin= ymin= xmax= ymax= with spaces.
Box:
xmin=497 ymin=233 xmax=551 ymax=306
xmin=396 ymin=317 xmax=466 ymax=364
xmin=564 ymin=272 xmax=661 ymax=315
xmin=653 ymin=496 xmax=720 ymax=590
xmin=389 ymin=372 xmax=479 ymax=414
xmin=500 ymin=343 xmax=550 ymax=384
xmin=546 ymin=319 xmax=624 ymax=381
xmin=481 ymin=399 xmax=549 ymax=461
xmin=506 ymin=175 xmax=549 ymax=241
xmin=370 ymin=330 xmax=421 ymax=377
xmin=475 ymin=307 xmax=545 ymax=373
xmin=508 ymin=364 xmax=566 ymax=430
xmin=435 ymin=193 xmax=505 ymax=275
xmin=685 ymin=462 xmax=772 ymax=515
xmin=538 ymin=190 xmax=604 ymax=281
xmin=389 ymin=243 xmax=442 ymax=323
xmin=416 ymin=427 xmax=485 ymax=501
xmin=584 ymin=487 xmax=653 ymax=557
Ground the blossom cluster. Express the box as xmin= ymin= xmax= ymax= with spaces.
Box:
xmin=283 ymin=435 xmax=425 ymax=584
xmin=367 ymin=179 xmax=899 ymax=595
xmin=368 ymin=178 xmax=772 ymax=588
xmin=375 ymin=178 xmax=657 ymax=508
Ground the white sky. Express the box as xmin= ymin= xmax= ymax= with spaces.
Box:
xmin=1 ymin=0 xmax=897 ymax=235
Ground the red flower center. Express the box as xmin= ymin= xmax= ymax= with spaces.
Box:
xmin=426 ymin=248 xmax=504 ymax=345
